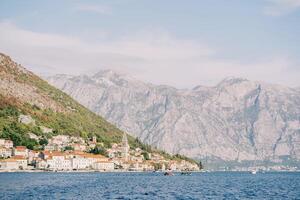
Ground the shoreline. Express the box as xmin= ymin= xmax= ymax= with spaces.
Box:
xmin=1 ymin=170 xmax=299 ymax=173
xmin=0 ymin=169 xmax=199 ymax=173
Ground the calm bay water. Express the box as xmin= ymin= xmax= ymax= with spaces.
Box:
xmin=0 ymin=172 xmax=299 ymax=200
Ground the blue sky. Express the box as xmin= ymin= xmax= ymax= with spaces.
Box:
xmin=0 ymin=0 xmax=299 ymax=88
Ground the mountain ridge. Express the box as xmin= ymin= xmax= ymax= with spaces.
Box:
xmin=47 ymin=69 xmax=300 ymax=168
xmin=0 ymin=53 xmax=200 ymax=168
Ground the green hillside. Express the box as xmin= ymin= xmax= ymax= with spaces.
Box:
xmin=0 ymin=53 xmax=124 ymax=148
xmin=0 ymin=53 xmax=198 ymax=165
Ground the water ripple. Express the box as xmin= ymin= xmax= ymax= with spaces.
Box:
xmin=0 ymin=172 xmax=299 ymax=199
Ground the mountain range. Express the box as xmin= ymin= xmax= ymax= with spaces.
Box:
xmin=47 ymin=70 xmax=300 ymax=168
xmin=1 ymin=53 xmax=188 ymax=163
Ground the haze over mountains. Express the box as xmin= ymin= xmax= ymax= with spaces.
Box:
xmin=47 ymin=70 xmax=300 ymax=167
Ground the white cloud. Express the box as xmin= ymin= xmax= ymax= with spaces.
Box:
xmin=264 ymin=0 xmax=300 ymax=16
xmin=0 ymin=21 xmax=298 ymax=88
xmin=73 ymin=4 xmax=112 ymax=15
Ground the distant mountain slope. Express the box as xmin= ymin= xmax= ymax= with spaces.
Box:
xmin=47 ymin=70 xmax=300 ymax=167
xmin=0 ymin=53 xmax=197 ymax=165
xmin=0 ymin=53 xmax=123 ymax=145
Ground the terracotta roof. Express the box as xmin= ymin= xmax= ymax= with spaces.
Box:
xmin=84 ymin=154 xmax=106 ymax=158
xmin=43 ymin=151 xmax=65 ymax=156
xmin=95 ymin=161 xmax=114 ymax=163
xmin=1 ymin=156 xmax=26 ymax=162
xmin=50 ymin=152 xmax=66 ymax=156
xmin=15 ymin=146 xmax=27 ymax=151
xmin=14 ymin=155 xmax=26 ymax=159
xmin=72 ymin=150 xmax=85 ymax=154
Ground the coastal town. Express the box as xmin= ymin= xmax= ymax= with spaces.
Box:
xmin=0 ymin=115 xmax=200 ymax=172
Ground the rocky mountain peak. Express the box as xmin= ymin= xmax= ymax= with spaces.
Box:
xmin=216 ymin=77 xmax=249 ymax=88
xmin=93 ymin=69 xmax=120 ymax=79
xmin=47 ymin=70 xmax=300 ymax=168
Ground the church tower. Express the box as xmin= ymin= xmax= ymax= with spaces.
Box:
xmin=122 ymin=132 xmax=129 ymax=161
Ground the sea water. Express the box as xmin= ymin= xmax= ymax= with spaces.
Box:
xmin=0 ymin=172 xmax=299 ymax=199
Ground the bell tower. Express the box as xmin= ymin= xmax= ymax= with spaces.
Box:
xmin=122 ymin=133 xmax=129 ymax=161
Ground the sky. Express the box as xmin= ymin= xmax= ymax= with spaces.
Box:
xmin=0 ymin=0 xmax=299 ymax=88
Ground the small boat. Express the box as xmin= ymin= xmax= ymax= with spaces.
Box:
xmin=251 ymin=170 xmax=257 ymax=175
xmin=181 ymin=171 xmax=192 ymax=175
xmin=164 ymin=172 xmax=174 ymax=176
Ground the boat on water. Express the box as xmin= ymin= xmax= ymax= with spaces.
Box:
xmin=164 ymin=171 xmax=174 ymax=176
xmin=181 ymin=171 xmax=192 ymax=175
xmin=251 ymin=170 xmax=257 ymax=175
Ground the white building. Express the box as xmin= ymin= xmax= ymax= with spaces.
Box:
xmin=28 ymin=150 xmax=40 ymax=164
xmin=36 ymin=150 xmax=115 ymax=171
xmin=70 ymin=153 xmax=108 ymax=170
xmin=71 ymin=157 xmax=90 ymax=170
xmin=13 ymin=146 xmax=29 ymax=158
xmin=92 ymin=161 xmax=115 ymax=171
xmin=0 ymin=156 xmax=28 ymax=170
xmin=0 ymin=147 xmax=12 ymax=158
xmin=46 ymin=153 xmax=72 ymax=171
xmin=0 ymin=139 xmax=13 ymax=149
xmin=35 ymin=159 xmax=47 ymax=169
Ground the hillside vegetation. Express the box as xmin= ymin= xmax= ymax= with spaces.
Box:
xmin=0 ymin=53 xmax=123 ymax=146
xmin=0 ymin=53 xmax=198 ymax=165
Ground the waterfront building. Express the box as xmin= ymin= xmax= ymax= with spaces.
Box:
xmin=0 ymin=147 xmax=12 ymax=158
xmin=13 ymin=146 xmax=29 ymax=158
xmin=71 ymin=157 xmax=90 ymax=170
xmin=35 ymin=158 xmax=47 ymax=169
xmin=27 ymin=150 xmax=40 ymax=164
xmin=69 ymin=152 xmax=96 ymax=170
xmin=0 ymin=156 xmax=28 ymax=170
xmin=39 ymin=151 xmax=111 ymax=170
xmin=92 ymin=161 xmax=115 ymax=171
xmin=45 ymin=152 xmax=72 ymax=171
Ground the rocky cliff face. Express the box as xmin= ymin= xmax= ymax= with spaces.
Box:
xmin=47 ymin=71 xmax=300 ymax=166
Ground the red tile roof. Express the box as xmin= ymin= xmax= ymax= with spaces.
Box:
xmin=15 ymin=146 xmax=27 ymax=151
